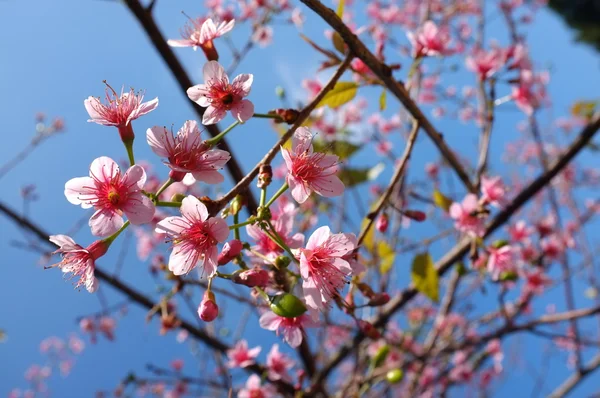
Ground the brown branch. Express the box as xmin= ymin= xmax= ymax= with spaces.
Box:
xmin=357 ymin=120 xmax=420 ymax=246
xmin=121 ymin=0 xmax=258 ymax=213
xmin=548 ymin=353 xmax=600 ymax=398
xmin=299 ymin=0 xmax=476 ymax=193
xmin=0 ymin=200 xmax=296 ymax=396
xmin=311 ymin=114 xmax=600 ymax=385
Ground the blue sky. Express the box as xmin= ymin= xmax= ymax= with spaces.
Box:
xmin=1 ymin=0 xmax=600 ymax=396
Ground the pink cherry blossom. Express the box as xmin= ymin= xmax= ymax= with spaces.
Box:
xmin=246 ymin=201 xmax=304 ymax=262
xmin=407 ymin=20 xmax=453 ymax=57
xmin=84 ymin=84 xmax=158 ymax=141
xmin=259 ymin=312 xmax=314 ymax=348
xmin=238 ymin=375 xmax=277 ymax=398
xmin=187 ymin=61 xmax=254 ymax=125
xmin=465 ymin=48 xmax=505 ymax=80
xmin=48 ymin=235 xmax=108 ymax=293
xmin=508 ymin=220 xmax=533 ymax=243
xmin=252 ymin=25 xmax=273 ymax=48
xmin=64 ymin=156 xmax=155 ymax=237
xmin=266 ymin=344 xmax=295 ymax=381
xmin=299 ymin=226 xmax=356 ymax=314
xmin=146 ymin=120 xmax=231 ymax=183
xmin=486 ymin=245 xmax=516 ymax=280
xmin=226 ymin=340 xmax=261 ymax=368
xmin=155 ymin=195 xmax=229 ymax=276
xmin=449 ymin=194 xmax=485 ymax=237
xmin=168 ymin=18 xmax=234 ymax=60
xmin=98 ymin=316 xmax=116 ymax=340
xmin=481 ymin=175 xmax=508 ymax=208
xmin=281 ymin=127 xmax=344 ymax=203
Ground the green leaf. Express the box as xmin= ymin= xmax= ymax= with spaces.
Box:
xmin=378 ymin=241 xmax=396 ymax=274
xmin=336 ymin=0 xmax=345 ymax=17
xmin=313 ymin=140 xmax=361 ymax=160
xmin=332 ymin=32 xmax=346 ymax=54
xmin=317 ymin=82 xmax=358 ymax=109
xmin=338 ymin=163 xmax=383 ymax=187
xmin=411 ymin=252 xmax=439 ymax=303
xmin=379 ymin=90 xmax=387 ymax=111
xmin=571 ymin=100 xmax=598 ymax=120
xmin=433 ymin=189 xmax=453 ymax=213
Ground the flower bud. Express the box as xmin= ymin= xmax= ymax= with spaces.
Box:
xmin=198 ymin=291 xmax=218 ymax=322
xmin=230 ymin=195 xmax=245 ymax=216
xmin=386 ymin=369 xmax=404 ymax=384
xmin=358 ymin=320 xmax=381 ymax=339
xmin=403 ymin=209 xmax=427 ymax=222
xmin=371 ymin=345 xmax=390 ymax=367
xmin=376 ymin=213 xmax=389 ymax=233
xmin=233 ymin=268 xmax=269 ymax=288
xmin=356 ymin=282 xmax=375 ymax=299
xmin=257 ymin=164 xmax=273 ymax=189
xmin=274 ymin=256 xmax=291 ymax=268
xmin=273 ymin=108 xmax=300 ymax=125
xmin=367 ymin=292 xmax=390 ymax=307
xmin=492 ymin=239 xmax=509 ymax=249
xmin=270 ymin=293 xmax=307 ymax=318
xmin=218 ymin=240 xmax=243 ymax=265
xmin=170 ymin=193 xmax=186 ymax=203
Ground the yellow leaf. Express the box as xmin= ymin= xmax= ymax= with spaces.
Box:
xmin=571 ymin=100 xmax=598 ymax=120
xmin=377 ymin=241 xmax=396 ymax=274
xmin=379 ymin=89 xmax=387 ymax=111
xmin=433 ymin=189 xmax=453 ymax=213
xmin=332 ymin=32 xmax=346 ymax=54
xmin=411 ymin=252 xmax=439 ymax=303
xmin=361 ymin=219 xmax=375 ymax=253
xmin=336 ymin=0 xmax=345 ymax=18
xmin=317 ymin=82 xmax=358 ymax=109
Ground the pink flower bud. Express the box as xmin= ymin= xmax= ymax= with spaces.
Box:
xmin=218 ymin=239 xmax=244 ymax=265
xmin=403 ymin=210 xmax=427 ymax=222
xmin=376 ymin=213 xmax=389 ymax=233
xmin=368 ymin=293 xmax=390 ymax=307
xmin=234 ymin=268 xmax=269 ymax=288
xmin=358 ymin=320 xmax=381 ymax=339
xmin=198 ymin=291 xmax=218 ymax=322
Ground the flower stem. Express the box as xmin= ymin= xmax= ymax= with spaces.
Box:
xmin=260 ymin=187 xmax=267 ymax=207
xmin=154 ymin=178 xmax=174 ymax=200
xmin=232 ymin=212 xmax=241 ymax=240
xmin=264 ymin=183 xmax=288 ymax=208
xmin=206 ymin=120 xmax=240 ymax=147
xmin=102 ymin=221 xmax=130 ymax=246
xmin=123 ymin=139 xmax=135 ymax=166
xmin=228 ymin=218 xmax=255 ymax=230
xmin=253 ymin=112 xmax=282 ymax=121
xmin=156 ymin=201 xmax=182 ymax=208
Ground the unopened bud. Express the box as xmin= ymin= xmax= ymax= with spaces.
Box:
xmin=170 ymin=193 xmax=186 ymax=203
xmin=386 ymin=369 xmax=404 ymax=384
xmin=257 ymin=164 xmax=273 ymax=188
xmin=274 ymin=256 xmax=291 ymax=268
xmin=231 ymin=195 xmax=245 ymax=215
xmin=198 ymin=291 xmax=218 ymax=322
xmin=376 ymin=213 xmax=389 ymax=233
xmin=218 ymin=240 xmax=244 ymax=265
xmin=358 ymin=320 xmax=381 ymax=339
xmin=233 ymin=268 xmax=269 ymax=288
xmin=356 ymin=282 xmax=375 ymax=299
xmin=367 ymin=293 xmax=390 ymax=307
xmin=272 ymin=108 xmax=300 ymax=125
xmin=270 ymin=293 xmax=307 ymax=318
xmin=403 ymin=209 xmax=426 ymax=222
xmin=371 ymin=345 xmax=390 ymax=367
